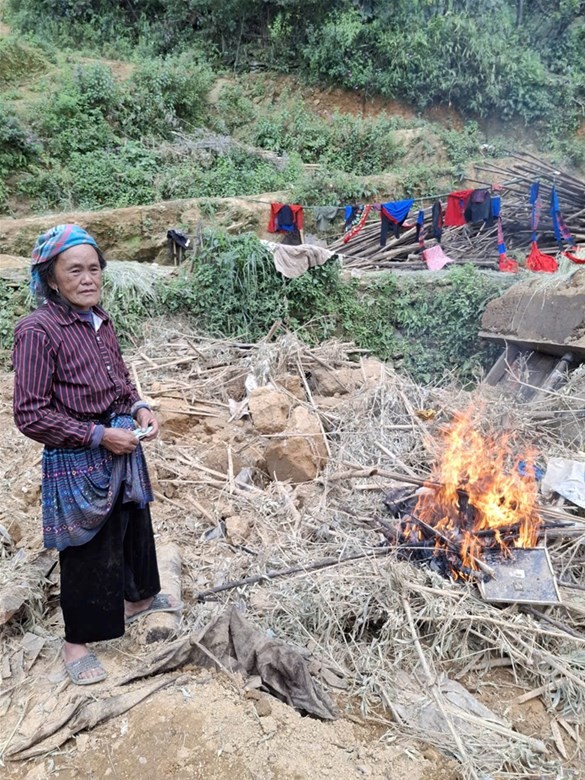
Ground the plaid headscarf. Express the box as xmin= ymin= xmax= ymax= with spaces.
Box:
xmin=30 ymin=224 xmax=100 ymax=301
xmin=31 ymin=223 xmax=99 ymax=265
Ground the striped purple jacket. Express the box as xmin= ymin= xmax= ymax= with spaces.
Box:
xmin=13 ymin=301 xmax=140 ymax=449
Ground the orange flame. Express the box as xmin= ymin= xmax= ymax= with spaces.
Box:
xmin=414 ymin=406 xmax=541 ymax=571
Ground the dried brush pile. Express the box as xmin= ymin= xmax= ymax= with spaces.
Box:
xmin=122 ymin=323 xmax=585 ymax=778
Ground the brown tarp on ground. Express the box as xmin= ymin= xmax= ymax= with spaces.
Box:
xmin=121 ymin=607 xmax=337 ymax=720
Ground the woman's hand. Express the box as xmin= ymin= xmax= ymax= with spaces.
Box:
xmin=135 ymin=407 xmax=159 ymax=442
xmin=101 ymin=427 xmax=139 ymax=455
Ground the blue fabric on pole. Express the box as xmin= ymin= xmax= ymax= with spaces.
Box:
xmin=381 ymin=199 xmax=414 ymax=223
xmin=491 ymin=195 xmax=501 ymax=218
xmin=550 ymin=186 xmax=575 ymax=246
xmin=551 ymin=186 xmax=562 ymax=242
xmin=530 ymin=182 xmax=541 ymax=242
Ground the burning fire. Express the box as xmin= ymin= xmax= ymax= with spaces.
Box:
xmin=413 ymin=407 xmax=542 ymax=573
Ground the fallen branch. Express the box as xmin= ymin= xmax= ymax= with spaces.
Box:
xmin=195 ymin=548 xmax=391 ymax=602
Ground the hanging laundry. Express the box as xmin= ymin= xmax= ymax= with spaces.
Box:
xmin=314 ymin=206 xmax=339 ymax=232
xmin=271 ymin=244 xmax=334 ymax=279
xmin=444 ymin=189 xmax=474 ymax=227
xmin=550 ymin=186 xmax=575 ymax=248
xmin=492 ymin=195 xmax=517 ymax=273
xmin=379 ymin=199 xmax=414 ymax=246
xmin=343 ymin=205 xmax=371 ymax=244
xmin=527 ymin=182 xmax=558 ymax=273
xmin=422 ymin=244 xmax=455 ymax=271
xmin=268 ymin=203 xmax=304 ymax=233
xmin=415 ymin=209 xmax=425 ymax=248
xmin=563 ymin=250 xmax=585 ymax=265
xmin=431 ymin=200 xmax=443 ymax=242
xmin=464 ymin=189 xmax=493 ymax=225
xmin=527 ymin=243 xmax=558 ymax=273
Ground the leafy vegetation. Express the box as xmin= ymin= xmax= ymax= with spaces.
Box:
xmin=393 ymin=265 xmax=502 ymax=383
xmin=236 ymin=95 xmax=404 ymax=175
xmin=0 ymin=231 xmax=504 ymax=382
xmin=7 ymin=0 xmax=585 ymax=133
xmin=0 ymin=37 xmax=49 ymax=86
xmin=161 ymin=232 xmax=504 ymax=382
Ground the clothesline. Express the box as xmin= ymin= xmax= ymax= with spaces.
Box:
xmin=235 ymin=175 xmax=525 ymax=211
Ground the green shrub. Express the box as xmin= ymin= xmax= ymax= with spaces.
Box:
xmin=0 ymin=102 xmax=39 ymax=204
xmin=161 ymin=231 xmax=287 ymax=340
xmin=393 ymin=264 xmax=502 ymax=383
xmin=33 ymin=64 xmax=118 ymax=159
xmin=245 ymin=99 xmax=403 ymax=174
xmin=0 ymin=279 xmax=28 ymax=358
xmin=213 ymin=82 xmax=257 ymax=134
xmin=288 ymin=168 xmax=379 ymax=207
xmin=156 ymin=148 xmax=300 ymax=201
xmin=0 ymin=102 xmax=38 ymax=173
xmin=65 ymin=144 xmax=158 ymax=209
xmin=120 ymin=55 xmax=214 ymax=140
xmin=0 ymin=37 xmax=49 ymax=86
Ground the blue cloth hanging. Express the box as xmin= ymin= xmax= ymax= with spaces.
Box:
xmin=550 ymin=186 xmax=575 ymax=246
xmin=530 ymin=182 xmax=541 ymax=242
xmin=381 ymin=199 xmax=414 ymax=224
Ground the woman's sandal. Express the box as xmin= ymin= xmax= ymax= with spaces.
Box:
xmin=125 ymin=592 xmax=184 ymax=625
xmin=64 ymin=653 xmax=107 ymax=685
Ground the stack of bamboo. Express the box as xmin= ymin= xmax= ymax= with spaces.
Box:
xmin=330 ymin=152 xmax=585 ymax=271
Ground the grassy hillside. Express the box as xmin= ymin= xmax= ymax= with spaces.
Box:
xmin=0 ymin=8 xmax=583 ymax=219
xmin=6 ymin=0 xmax=585 ymax=133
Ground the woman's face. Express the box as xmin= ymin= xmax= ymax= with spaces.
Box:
xmin=51 ymin=244 xmax=102 ymax=310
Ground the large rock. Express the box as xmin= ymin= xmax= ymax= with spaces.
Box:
xmin=310 ymin=360 xmax=387 ymax=396
xmin=264 ymin=405 xmax=328 ymax=483
xmin=276 ymin=373 xmax=306 ymax=400
xmin=310 ymin=366 xmax=356 ymax=396
xmin=156 ymin=397 xmax=198 ymax=437
xmin=265 ymin=437 xmax=321 ymax=483
xmin=287 ymin=407 xmax=328 ymax=461
xmin=248 ymin=387 xmax=290 ymax=434
xmin=360 ymin=357 xmax=386 ymax=385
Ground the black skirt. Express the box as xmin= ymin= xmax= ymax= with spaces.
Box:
xmin=59 ymin=491 xmax=161 ymax=644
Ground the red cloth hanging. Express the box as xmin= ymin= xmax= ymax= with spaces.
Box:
xmin=498 ymin=255 xmax=518 ymax=273
xmin=444 ymin=189 xmax=474 ymax=227
xmin=526 ymin=241 xmax=558 ymax=273
xmin=268 ymin=203 xmax=304 ymax=233
xmin=563 ymin=250 xmax=585 ymax=265
xmin=343 ymin=205 xmax=371 ymax=244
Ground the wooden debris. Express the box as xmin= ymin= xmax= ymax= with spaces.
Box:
xmin=139 ymin=543 xmax=183 ymax=644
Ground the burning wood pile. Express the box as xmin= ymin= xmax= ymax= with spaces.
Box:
xmin=382 ymin=409 xmax=538 ymax=572
xmin=331 ymin=151 xmax=585 ymax=271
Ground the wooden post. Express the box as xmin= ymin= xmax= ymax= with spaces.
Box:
xmin=140 ymin=543 xmax=183 ymax=644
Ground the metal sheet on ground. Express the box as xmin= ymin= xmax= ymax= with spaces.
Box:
xmin=478 ymin=547 xmax=561 ymax=605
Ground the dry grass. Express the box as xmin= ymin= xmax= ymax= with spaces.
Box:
xmin=3 ymin=321 xmax=585 ymax=777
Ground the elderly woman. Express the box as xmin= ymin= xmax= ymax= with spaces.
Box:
xmin=12 ymin=224 xmax=182 ymax=685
